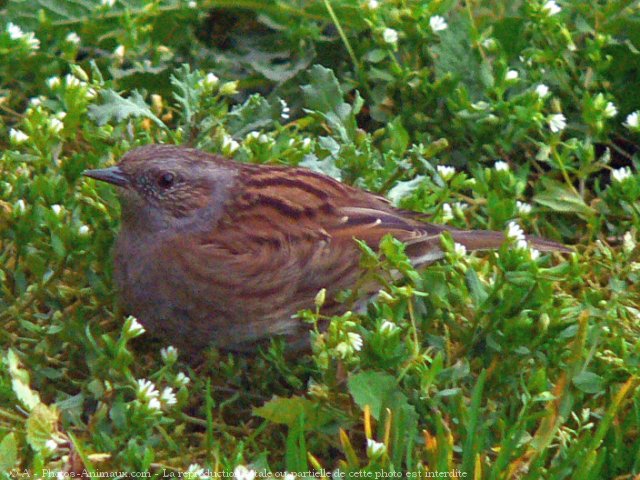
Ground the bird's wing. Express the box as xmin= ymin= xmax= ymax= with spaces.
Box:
xmin=214 ymin=163 xmax=568 ymax=265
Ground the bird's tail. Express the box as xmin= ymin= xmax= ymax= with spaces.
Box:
xmin=406 ymin=228 xmax=570 ymax=268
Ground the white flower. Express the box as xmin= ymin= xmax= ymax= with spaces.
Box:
xmin=347 ymin=332 xmax=363 ymax=351
xmin=383 ymin=28 xmax=398 ymax=45
xmin=14 ymin=199 xmax=27 ymax=215
xmin=30 ymin=96 xmax=43 ymax=106
xmin=481 ymin=38 xmax=496 ymax=50
xmin=65 ymin=32 xmax=80 ymax=44
xmin=114 ymin=45 xmax=125 ymax=58
xmin=45 ymin=438 xmax=58 ymax=451
xmin=258 ymin=134 xmax=269 ymax=144
xmin=624 ymin=111 xmax=639 ymax=130
xmin=335 ymin=342 xmax=350 ymax=358
xmin=611 ymin=167 xmax=632 ymax=183
xmin=200 ymin=72 xmax=219 ymax=90
xmin=302 ymin=138 xmax=312 ymax=149
xmin=516 ymin=201 xmax=532 ymax=215
xmin=623 ymin=231 xmax=637 ymax=254
xmin=9 ymin=128 xmax=29 ymax=144
xmin=51 ymin=204 xmax=64 ymax=216
xmin=160 ymin=346 xmax=178 ymax=363
xmin=222 ymin=135 xmax=240 ymax=155
xmin=604 ymin=102 xmax=618 ymax=118
xmin=366 ymin=0 xmax=379 ymax=8
xmin=505 ymin=70 xmax=519 ymax=81
xmin=188 ymin=0 xmax=197 ymax=7
xmin=101 ymin=0 xmax=116 ymax=6
xmin=429 ymin=15 xmax=448 ymax=32
xmin=161 ymin=387 xmax=177 ymax=406
xmin=379 ymin=320 xmax=399 ymax=335
xmin=176 ymin=372 xmax=190 ymax=386
xmin=49 ymin=118 xmax=64 ymax=134
xmin=366 ymin=438 xmax=386 ymax=457
xmin=548 ymin=113 xmax=566 ymax=133
xmin=65 ymin=74 xmax=81 ymax=88
xmin=442 ymin=203 xmax=453 ymax=221
xmin=147 ymin=398 xmax=162 ymax=410
xmin=280 ymin=99 xmax=291 ymax=120
xmin=454 ymin=242 xmax=467 ymax=257
xmin=530 ymin=248 xmax=540 ymax=260
xmin=77 ymin=224 xmax=90 ymax=236
xmin=437 ymin=165 xmax=455 ymax=181
xmin=47 ymin=76 xmax=61 ymax=89
xmin=24 ymin=32 xmax=40 ymax=50
xmin=377 ymin=289 xmax=394 ymax=303
xmin=507 ymin=221 xmax=525 ymax=242
xmin=247 ymin=131 xmax=260 ymax=140
xmin=186 ymin=465 xmax=208 ymax=479
xmin=86 ymin=88 xmax=97 ymax=99
xmin=7 ymin=22 xmax=24 ymax=40
xmin=471 ymin=101 xmax=490 ymax=111
xmin=125 ymin=316 xmax=145 ymax=337
xmin=6 ymin=24 xmax=39 ymax=49
xmin=535 ymin=84 xmax=550 ymax=98
xmin=494 ymin=160 xmax=510 ymax=171
xmin=234 ymin=465 xmax=256 ymax=480
xmin=137 ymin=379 xmax=159 ymax=400
xmin=542 ymin=0 xmax=561 ymax=15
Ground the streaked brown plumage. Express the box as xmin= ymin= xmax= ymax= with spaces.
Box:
xmin=84 ymin=144 xmax=568 ymax=353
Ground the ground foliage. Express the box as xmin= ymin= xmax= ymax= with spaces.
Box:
xmin=1 ymin=0 xmax=640 ymax=478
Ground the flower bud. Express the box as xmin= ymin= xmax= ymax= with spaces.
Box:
xmin=219 ymin=81 xmax=239 ymax=96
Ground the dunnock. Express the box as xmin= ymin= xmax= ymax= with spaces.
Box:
xmin=84 ymin=144 xmax=568 ymax=353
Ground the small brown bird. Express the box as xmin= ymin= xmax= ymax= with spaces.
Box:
xmin=84 ymin=144 xmax=567 ymax=353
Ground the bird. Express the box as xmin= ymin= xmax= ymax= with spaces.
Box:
xmin=84 ymin=144 xmax=569 ymax=354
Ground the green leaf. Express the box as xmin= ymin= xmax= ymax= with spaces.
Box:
xmin=347 ymin=371 xmax=397 ymax=419
xmin=465 ymin=268 xmax=488 ymax=307
xmin=246 ymin=47 xmax=314 ymax=83
xmin=7 ymin=0 xmax=187 ymax=30
xmin=226 ymin=94 xmax=283 ymax=138
xmin=386 ymin=116 xmax=410 ymax=155
xmin=299 ymin=154 xmax=343 ymax=181
xmin=433 ymin=18 xmax=486 ymax=100
xmin=573 ymin=371 xmax=605 ymax=394
xmin=285 ymin=412 xmax=308 ymax=473
xmin=387 ymin=176 xmax=426 ymax=206
xmin=253 ymin=396 xmax=332 ymax=430
xmin=88 ymin=90 xmax=166 ymax=129
xmin=492 ymin=17 xmax=527 ymax=59
xmin=26 ymin=403 xmax=60 ymax=452
xmin=301 ymin=65 xmax=361 ymax=143
xmin=0 ymin=433 xmax=18 ymax=471
xmin=7 ymin=349 xmax=40 ymax=411
xmin=533 ymin=178 xmax=595 ymax=220
xmin=348 ymin=371 xmax=418 ymax=466
xmin=170 ymin=64 xmax=201 ymax=132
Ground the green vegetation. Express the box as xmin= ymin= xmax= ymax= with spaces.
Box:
xmin=1 ymin=0 xmax=639 ymax=478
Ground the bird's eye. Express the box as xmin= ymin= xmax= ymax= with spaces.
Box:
xmin=157 ymin=172 xmax=175 ymax=189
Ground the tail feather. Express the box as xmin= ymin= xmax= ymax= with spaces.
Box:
xmin=450 ymin=229 xmax=570 ymax=253
xmin=405 ymin=229 xmax=570 ymax=268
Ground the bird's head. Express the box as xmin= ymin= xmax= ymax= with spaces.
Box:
xmin=84 ymin=144 xmax=237 ymax=232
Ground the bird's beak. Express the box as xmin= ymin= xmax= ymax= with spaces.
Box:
xmin=83 ymin=166 xmax=129 ymax=187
